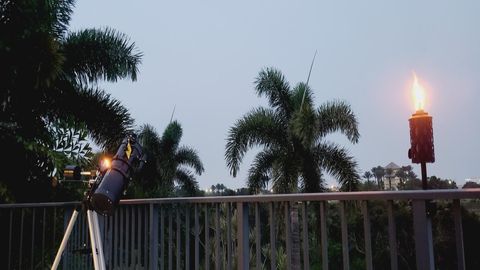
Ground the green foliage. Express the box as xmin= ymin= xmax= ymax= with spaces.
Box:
xmin=0 ymin=0 xmax=141 ymax=202
xmin=134 ymin=122 xmax=204 ymax=198
xmin=225 ymin=67 xmax=360 ymax=193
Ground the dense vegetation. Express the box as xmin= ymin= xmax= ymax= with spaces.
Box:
xmin=1 ymin=0 xmax=141 ymax=202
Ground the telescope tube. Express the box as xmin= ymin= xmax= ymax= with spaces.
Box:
xmin=90 ymin=135 xmax=143 ymax=215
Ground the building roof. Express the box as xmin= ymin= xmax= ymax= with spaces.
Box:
xmin=384 ymin=162 xmax=401 ymax=170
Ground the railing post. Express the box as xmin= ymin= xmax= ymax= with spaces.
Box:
xmin=412 ymin=200 xmax=434 ymax=270
xmin=149 ymin=204 xmax=159 ymax=270
xmin=237 ymin=202 xmax=249 ymax=269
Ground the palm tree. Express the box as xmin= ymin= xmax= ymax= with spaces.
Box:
xmin=1 ymin=0 xmax=141 ymax=201
xmin=225 ymin=67 xmax=360 ymax=193
xmin=136 ymin=122 xmax=204 ymax=197
xmin=225 ymin=68 xmax=360 ymax=269
xmin=363 ymin=171 xmax=373 ymax=182
xmin=371 ymin=166 xmax=385 ymax=189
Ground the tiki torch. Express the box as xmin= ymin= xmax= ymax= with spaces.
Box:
xmin=408 ymin=74 xmax=435 ymax=189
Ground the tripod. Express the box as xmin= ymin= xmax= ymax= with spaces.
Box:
xmin=51 ymin=206 xmax=106 ymax=270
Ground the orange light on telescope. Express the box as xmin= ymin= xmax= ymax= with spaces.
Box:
xmin=412 ymin=73 xmax=426 ymax=112
xmin=100 ymin=157 xmax=111 ymax=172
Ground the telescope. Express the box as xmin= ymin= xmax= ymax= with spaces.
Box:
xmin=89 ymin=134 xmax=145 ymax=216
xmin=52 ymin=134 xmax=145 ymax=270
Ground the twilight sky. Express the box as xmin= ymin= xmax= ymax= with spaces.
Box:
xmin=70 ymin=0 xmax=480 ymax=189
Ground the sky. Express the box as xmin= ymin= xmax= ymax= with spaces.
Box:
xmin=70 ymin=0 xmax=480 ymax=190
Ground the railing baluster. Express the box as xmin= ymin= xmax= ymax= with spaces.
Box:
xmin=302 ymin=202 xmax=309 ymax=270
xmin=53 ymin=207 xmax=57 ymax=251
xmin=361 ymin=201 xmax=373 ymax=270
xmin=176 ymin=207 xmax=181 ymax=270
xmin=131 ymin=206 xmax=135 ymax=267
xmin=215 ymin=203 xmax=221 ymax=269
xmin=137 ymin=207 xmax=141 ymax=270
xmin=168 ymin=207 xmax=173 ymax=270
xmin=160 ymin=206 xmax=165 ymax=270
xmin=255 ymin=202 xmax=261 ymax=270
xmin=42 ymin=208 xmax=46 ymax=269
xmin=285 ymin=202 xmax=292 ymax=269
xmin=339 ymin=201 xmax=349 ymax=270
xmin=270 ymin=202 xmax=276 ymax=270
xmin=453 ymin=199 xmax=465 ymax=270
xmin=109 ymin=215 xmax=114 ymax=270
xmin=194 ymin=204 xmax=199 ymax=270
xmin=114 ymin=206 xmax=119 ymax=268
xmin=149 ymin=204 xmax=159 ymax=269
xmin=185 ymin=206 xmax=190 ymax=270
xmin=320 ymin=201 xmax=328 ymax=270
xmin=237 ymin=202 xmax=249 ymax=270
xmin=19 ymin=208 xmax=24 ymax=270
xmin=126 ymin=206 xmax=130 ymax=267
xmin=387 ymin=200 xmax=398 ymax=270
xmin=144 ymin=205 xmax=148 ymax=268
xmin=120 ymin=207 xmax=124 ymax=267
xmin=8 ymin=209 xmax=13 ymax=270
xmin=227 ymin=203 xmax=232 ymax=270
xmin=205 ymin=204 xmax=210 ymax=270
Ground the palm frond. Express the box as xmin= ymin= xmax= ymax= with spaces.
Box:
xmin=138 ymin=124 xmax=162 ymax=154
xmin=291 ymin=83 xmax=314 ymax=111
xmin=48 ymin=0 xmax=75 ymax=38
xmin=1 ymin=0 xmax=74 ymax=38
xmin=316 ymin=100 xmax=360 ymax=143
xmin=255 ymin=67 xmax=292 ymax=117
xmin=175 ymin=146 xmax=204 ymax=175
xmin=62 ymin=28 xmax=142 ymax=84
xmin=225 ymin=107 xmax=287 ymax=177
xmin=247 ymin=149 xmax=278 ymax=192
xmin=50 ymin=81 xmax=133 ymax=150
xmin=271 ymin=155 xmax=299 ymax=193
xmin=160 ymin=120 xmax=182 ymax=155
xmin=175 ymin=168 xmax=199 ymax=196
xmin=313 ymin=142 xmax=360 ymax=191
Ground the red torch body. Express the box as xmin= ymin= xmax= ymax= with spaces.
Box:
xmin=408 ymin=110 xmax=435 ymax=164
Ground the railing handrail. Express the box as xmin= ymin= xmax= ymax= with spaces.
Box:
xmin=1 ymin=188 xmax=480 ymax=208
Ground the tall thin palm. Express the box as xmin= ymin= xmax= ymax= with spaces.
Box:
xmin=137 ymin=122 xmax=204 ymax=197
xmin=225 ymin=68 xmax=360 ymax=193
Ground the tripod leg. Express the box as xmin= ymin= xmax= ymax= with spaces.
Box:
xmin=91 ymin=210 xmax=106 ymax=269
xmin=51 ymin=209 xmax=79 ymax=270
xmin=87 ymin=210 xmax=106 ymax=270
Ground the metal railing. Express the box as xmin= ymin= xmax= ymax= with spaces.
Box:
xmin=1 ymin=189 xmax=480 ymax=269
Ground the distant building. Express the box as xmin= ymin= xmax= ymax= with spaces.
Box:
xmin=384 ymin=162 xmax=401 ymax=190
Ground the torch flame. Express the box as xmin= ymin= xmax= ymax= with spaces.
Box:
xmin=412 ymin=73 xmax=426 ymax=112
